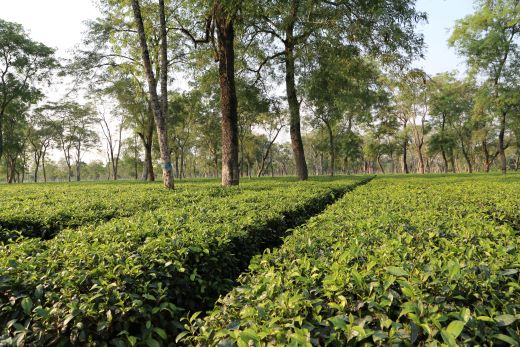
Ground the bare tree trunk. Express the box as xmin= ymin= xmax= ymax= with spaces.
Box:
xmin=213 ymin=151 xmax=219 ymax=178
xmin=134 ymin=134 xmax=139 ymax=180
xmin=33 ymin=152 xmax=41 ymax=183
xmin=42 ymin=151 xmax=47 ymax=183
xmin=76 ymin=160 xmax=81 ymax=181
xmin=402 ymin=137 xmax=409 ymax=174
xmin=0 ymin=112 xmax=3 ymax=160
xmin=215 ymin=8 xmax=239 ymax=187
xmin=131 ymin=0 xmax=174 ymax=189
xmin=498 ymin=111 xmax=507 ymax=174
xmin=417 ymin=143 xmax=425 ymax=174
xmin=440 ymin=114 xmax=449 ymax=173
xmin=459 ymin=138 xmax=472 ymax=173
xmin=324 ymin=122 xmax=335 ymax=177
xmin=285 ymin=1 xmax=308 ymax=181
xmin=377 ymin=155 xmax=385 ymax=174
xmin=67 ymin=165 xmax=72 ymax=182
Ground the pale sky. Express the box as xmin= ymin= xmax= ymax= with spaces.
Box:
xmin=1 ymin=0 xmax=476 ymax=162
xmin=1 ymin=0 xmax=475 ymax=75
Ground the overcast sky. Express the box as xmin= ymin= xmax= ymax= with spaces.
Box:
xmin=1 ymin=0 xmax=476 ymax=161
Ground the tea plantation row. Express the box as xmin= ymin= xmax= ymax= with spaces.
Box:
xmin=0 ymin=180 xmax=280 ymax=242
xmin=0 ymin=177 xmax=367 ymax=346
xmin=186 ymin=175 xmax=520 ymax=346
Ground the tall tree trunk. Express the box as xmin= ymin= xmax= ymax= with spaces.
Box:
xmin=216 ymin=10 xmax=239 ymax=187
xmin=450 ymin=154 xmax=457 ymax=173
xmin=42 ymin=152 xmax=47 ymax=183
xmin=67 ymin=164 xmax=72 ymax=182
xmin=33 ymin=153 xmax=40 ymax=183
xmin=284 ymin=2 xmax=308 ymax=181
xmin=325 ymin=122 xmax=335 ymax=176
xmin=498 ymin=111 xmax=507 ymax=174
xmin=131 ymin=0 xmax=173 ymax=189
xmin=377 ymin=155 xmax=385 ymax=174
xmin=482 ymin=140 xmax=492 ymax=173
xmin=0 ymin=112 xmax=3 ymax=160
xmin=459 ymin=137 xmax=472 ymax=173
xmin=417 ymin=143 xmax=425 ymax=174
xmin=76 ymin=161 xmax=81 ymax=181
xmin=214 ymin=151 xmax=219 ymax=178
xmin=402 ymin=137 xmax=409 ymax=174
xmin=441 ymin=150 xmax=448 ymax=173
xmin=142 ymin=129 xmax=155 ymax=181
xmin=440 ymin=114 xmax=448 ymax=173
xmin=7 ymin=156 xmax=15 ymax=184
xmin=134 ymin=135 xmax=138 ymax=180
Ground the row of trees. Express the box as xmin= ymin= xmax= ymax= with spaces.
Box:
xmin=1 ymin=0 xmax=519 ymax=186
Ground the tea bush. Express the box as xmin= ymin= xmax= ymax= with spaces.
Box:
xmin=0 ymin=177 xmax=366 ymax=346
xmin=191 ymin=176 xmax=520 ymax=346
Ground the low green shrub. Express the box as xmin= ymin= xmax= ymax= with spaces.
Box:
xmin=0 ymin=177 xmax=365 ymax=346
xmin=190 ymin=176 xmax=520 ymax=346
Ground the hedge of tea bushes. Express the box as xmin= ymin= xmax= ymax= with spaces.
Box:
xmin=0 ymin=177 xmax=366 ymax=346
xmin=191 ymin=176 xmax=520 ymax=346
xmin=0 ymin=181 xmax=242 ymax=243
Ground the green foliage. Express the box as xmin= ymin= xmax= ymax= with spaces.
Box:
xmin=191 ymin=175 xmax=520 ymax=345
xmin=0 ymin=177 xmax=365 ymax=345
xmin=0 ymin=18 xmax=57 ymax=159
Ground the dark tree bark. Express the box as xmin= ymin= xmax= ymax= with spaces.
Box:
xmin=498 ymin=111 xmax=507 ymax=174
xmin=458 ymin=134 xmax=472 ymax=173
xmin=324 ymin=121 xmax=335 ymax=176
xmin=377 ymin=155 xmax=385 ymax=174
xmin=402 ymin=137 xmax=409 ymax=174
xmin=131 ymin=0 xmax=174 ymax=189
xmin=440 ymin=113 xmax=449 ymax=173
xmin=215 ymin=6 xmax=239 ymax=187
xmin=284 ymin=8 xmax=308 ymax=180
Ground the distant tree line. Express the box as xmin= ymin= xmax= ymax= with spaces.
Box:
xmin=0 ymin=0 xmax=518 ymax=186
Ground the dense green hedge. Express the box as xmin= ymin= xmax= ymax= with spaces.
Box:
xmin=189 ymin=176 xmax=520 ymax=346
xmin=0 ymin=181 xmax=239 ymax=242
xmin=0 ymin=177 xmax=365 ymax=346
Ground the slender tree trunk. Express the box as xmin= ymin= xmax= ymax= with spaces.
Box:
xmin=214 ymin=151 xmax=219 ymax=178
xmin=284 ymin=2 xmax=308 ymax=181
xmin=482 ymin=140 xmax=492 ymax=173
xmin=131 ymin=0 xmax=173 ymax=189
xmin=67 ymin=164 xmax=72 ymax=182
xmin=459 ymin=137 xmax=472 ymax=173
xmin=324 ymin=122 xmax=335 ymax=177
xmin=417 ymin=143 xmax=425 ymax=174
xmin=441 ymin=150 xmax=448 ymax=173
xmin=180 ymin=151 xmax=185 ymax=179
xmin=402 ymin=137 xmax=409 ymax=174
xmin=216 ymin=9 xmax=239 ymax=187
xmin=450 ymin=154 xmax=457 ymax=173
xmin=76 ymin=161 xmax=81 ymax=181
xmin=498 ymin=111 xmax=507 ymax=174
xmin=440 ymin=114 xmax=448 ymax=173
xmin=0 ymin=110 xmax=5 ymax=160
xmin=377 ymin=155 xmax=385 ymax=174
xmin=175 ymin=154 xmax=179 ymax=179
xmin=134 ymin=135 xmax=138 ymax=180
xmin=33 ymin=153 xmax=40 ymax=183
xmin=7 ymin=156 xmax=16 ymax=184
xmin=42 ymin=152 xmax=47 ymax=183
xmin=141 ymin=129 xmax=155 ymax=181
